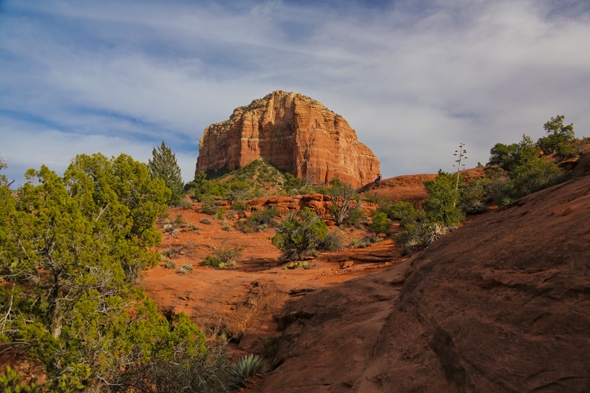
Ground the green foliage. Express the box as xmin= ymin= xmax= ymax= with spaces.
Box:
xmin=231 ymin=200 xmax=249 ymax=215
xmin=200 ymin=218 xmax=212 ymax=225
xmin=203 ymin=243 xmax=243 ymax=268
xmin=369 ymin=211 xmax=390 ymax=234
xmin=488 ymin=135 xmax=538 ymax=171
xmin=148 ymin=141 xmax=184 ymax=206
xmin=459 ymin=177 xmax=490 ymax=213
xmin=282 ymin=173 xmax=316 ymax=195
xmin=396 ymin=221 xmax=448 ymax=254
xmin=229 ymin=354 xmax=270 ymax=388
xmin=0 ymin=367 xmax=41 ymax=393
xmin=284 ymin=261 xmax=309 ymax=270
xmin=177 ymin=263 xmax=194 ymax=274
xmin=0 ymin=154 xmax=216 ymax=392
xmin=423 ymin=170 xmax=465 ymax=227
xmin=272 ymin=208 xmax=328 ymax=260
xmin=346 ymin=207 xmax=367 ymax=228
xmin=537 ymin=115 xmax=576 ymax=158
xmin=327 ymin=178 xmax=360 ymax=225
xmin=379 ymin=201 xmax=415 ymax=221
xmin=239 ymin=207 xmax=280 ymax=232
xmin=318 ymin=230 xmax=344 ymax=251
xmin=504 ymin=157 xmax=563 ymax=199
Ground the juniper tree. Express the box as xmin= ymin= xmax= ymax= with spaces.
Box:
xmin=537 ymin=115 xmax=576 ymax=158
xmin=0 ymin=154 xmax=217 ymax=392
xmin=148 ymin=141 xmax=184 ymax=205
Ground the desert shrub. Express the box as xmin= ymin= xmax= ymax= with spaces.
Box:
xmin=203 ymin=244 xmax=243 ymax=268
xmin=239 ymin=207 xmax=280 ymax=232
xmin=369 ymin=211 xmax=390 ymax=234
xmin=488 ymin=135 xmax=538 ymax=171
xmin=178 ymin=198 xmax=192 ymax=210
xmin=113 ymin=315 xmax=231 ymax=393
xmin=228 ymin=354 xmax=269 ymax=388
xmin=177 ymin=264 xmax=194 ymax=274
xmin=318 ymin=230 xmax=344 ymax=251
xmin=284 ymin=261 xmax=309 ymax=270
xmin=231 ymin=200 xmax=249 ymax=216
xmin=221 ymin=220 xmax=232 ymax=232
xmin=346 ymin=207 xmax=367 ymax=228
xmin=200 ymin=218 xmax=212 ymax=225
xmin=396 ymin=221 xmax=448 ymax=254
xmin=508 ymin=158 xmax=563 ymax=198
xmin=459 ymin=178 xmax=490 ymax=214
xmin=272 ymin=208 xmax=328 ymax=260
xmin=423 ymin=171 xmax=465 ymax=227
xmin=352 ymin=236 xmax=383 ymax=249
xmin=215 ymin=207 xmax=226 ymax=220
xmin=379 ymin=200 xmax=415 ymax=221
xmin=161 ymin=259 xmax=176 ymax=269
xmin=200 ymin=196 xmax=218 ymax=215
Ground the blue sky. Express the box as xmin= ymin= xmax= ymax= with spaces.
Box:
xmin=1 ymin=0 xmax=589 ymax=186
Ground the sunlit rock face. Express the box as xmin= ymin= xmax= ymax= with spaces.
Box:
xmin=196 ymin=90 xmax=380 ymax=188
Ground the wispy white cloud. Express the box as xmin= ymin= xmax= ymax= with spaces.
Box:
xmin=1 ymin=0 xmax=589 ymax=185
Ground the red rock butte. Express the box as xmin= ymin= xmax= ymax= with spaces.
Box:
xmin=195 ymin=90 xmax=380 ymax=188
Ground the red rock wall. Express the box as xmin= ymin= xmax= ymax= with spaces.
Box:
xmin=196 ymin=91 xmax=380 ymax=188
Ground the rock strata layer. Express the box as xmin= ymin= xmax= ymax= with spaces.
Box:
xmin=196 ymin=91 xmax=380 ymax=188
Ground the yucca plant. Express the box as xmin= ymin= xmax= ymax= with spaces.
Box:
xmin=228 ymin=354 xmax=270 ymax=387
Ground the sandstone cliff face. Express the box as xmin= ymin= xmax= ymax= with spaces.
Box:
xmin=196 ymin=91 xmax=380 ymax=188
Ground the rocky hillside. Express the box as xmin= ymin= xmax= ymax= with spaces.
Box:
xmin=261 ymin=172 xmax=590 ymax=392
xmin=196 ymin=91 xmax=380 ymax=188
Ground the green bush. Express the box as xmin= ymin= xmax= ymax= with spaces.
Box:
xmin=200 ymin=218 xmax=212 ymax=225
xmin=203 ymin=244 xmax=243 ymax=268
xmin=537 ymin=115 xmax=576 ymax=158
xmin=272 ymin=208 xmax=328 ymax=260
xmin=423 ymin=171 xmax=465 ymax=227
xmin=369 ymin=211 xmax=390 ymax=234
xmin=318 ymin=230 xmax=344 ymax=251
xmin=346 ymin=207 xmax=367 ymax=228
xmin=459 ymin=178 xmax=490 ymax=213
xmin=379 ymin=200 xmax=415 ymax=221
xmin=239 ymin=207 xmax=280 ymax=232
xmin=177 ymin=264 xmax=194 ymax=274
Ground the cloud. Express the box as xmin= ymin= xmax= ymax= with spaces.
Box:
xmin=1 ymin=0 xmax=589 ymax=186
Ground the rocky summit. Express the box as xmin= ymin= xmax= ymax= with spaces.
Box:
xmin=195 ymin=90 xmax=380 ymax=188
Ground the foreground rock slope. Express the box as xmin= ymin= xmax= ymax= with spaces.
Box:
xmin=262 ymin=174 xmax=590 ymax=392
xmin=196 ymin=90 xmax=380 ymax=188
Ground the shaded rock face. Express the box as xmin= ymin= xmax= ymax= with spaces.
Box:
xmin=196 ymin=91 xmax=380 ymax=188
xmin=263 ymin=174 xmax=590 ymax=392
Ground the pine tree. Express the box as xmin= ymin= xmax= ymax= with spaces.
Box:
xmin=148 ymin=141 xmax=184 ymax=205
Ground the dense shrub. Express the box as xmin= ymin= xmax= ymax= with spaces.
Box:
xmin=318 ymin=230 xmax=345 ymax=251
xmin=238 ymin=207 xmax=280 ymax=232
xmin=272 ymin=208 xmax=328 ymax=260
xmin=369 ymin=211 xmax=390 ymax=234
xmin=203 ymin=244 xmax=243 ymax=268
xmin=423 ymin=170 xmax=465 ymax=227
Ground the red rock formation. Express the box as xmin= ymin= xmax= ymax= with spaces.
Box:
xmin=263 ymin=173 xmax=590 ymax=392
xmin=196 ymin=91 xmax=380 ymax=188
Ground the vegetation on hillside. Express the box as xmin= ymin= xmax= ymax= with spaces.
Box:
xmin=0 ymin=154 xmax=231 ymax=392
